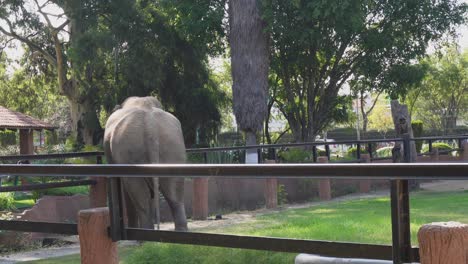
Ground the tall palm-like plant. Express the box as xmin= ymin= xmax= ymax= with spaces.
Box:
xmin=229 ymin=0 xmax=269 ymax=163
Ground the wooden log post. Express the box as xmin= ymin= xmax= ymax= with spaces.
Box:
xmin=418 ymin=222 xmax=468 ymax=264
xmin=264 ymin=160 xmax=277 ymax=209
xmin=359 ymin=153 xmax=371 ymax=193
xmin=317 ymin=156 xmax=331 ymax=200
xmin=78 ymin=207 xmax=118 ymax=264
xmin=192 ymin=178 xmax=209 ymax=220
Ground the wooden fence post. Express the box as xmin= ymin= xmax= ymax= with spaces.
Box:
xmin=431 ymin=148 xmax=439 ymax=162
xmin=78 ymin=207 xmax=118 ymax=264
xmin=317 ymin=156 xmax=331 ymax=200
xmin=192 ymin=178 xmax=209 ymax=220
xmin=264 ymin=160 xmax=277 ymax=209
xmin=462 ymin=142 xmax=468 ymax=161
xmin=418 ymin=222 xmax=468 ymax=264
xmin=90 ymin=156 xmax=107 ymax=207
xmin=359 ymin=153 xmax=371 ymax=193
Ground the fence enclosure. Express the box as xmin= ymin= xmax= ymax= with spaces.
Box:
xmin=0 ymin=135 xmax=467 ymax=264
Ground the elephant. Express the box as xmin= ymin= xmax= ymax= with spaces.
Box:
xmin=103 ymin=96 xmax=188 ymax=231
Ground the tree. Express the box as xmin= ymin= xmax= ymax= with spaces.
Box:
xmin=412 ymin=46 xmax=468 ymax=133
xmin=367 ymin=97 xmax=394 ymax=138
xmin=0 ymin=0 xmax=228 ymax=147
xmin=0 ymin=0 xmax=107 ymax=145
xmin=229 ymin=0 xmax=269 ymax=162
xmin=261 ymin=0 xmax=466 ymax=142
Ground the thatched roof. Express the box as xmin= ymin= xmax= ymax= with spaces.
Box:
xmin=0 ymin=106 xmax=56 ymax=130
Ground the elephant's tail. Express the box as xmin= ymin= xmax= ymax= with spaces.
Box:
xmin=153 ymin=177 xmax=160 ymax=230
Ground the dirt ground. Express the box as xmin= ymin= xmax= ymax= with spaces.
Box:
xmin=1 ymin=180 xmax=467 ymax=263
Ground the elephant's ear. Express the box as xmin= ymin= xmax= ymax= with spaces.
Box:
xmin=112 ymin=104 xmax=122 ymax=112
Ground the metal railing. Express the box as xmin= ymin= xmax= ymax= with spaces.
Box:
xmin=0 ymin=163 xmax=467 ymax=263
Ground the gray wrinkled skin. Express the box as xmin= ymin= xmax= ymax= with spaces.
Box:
xmin=104 ymin=96 xmax=188 ymax=231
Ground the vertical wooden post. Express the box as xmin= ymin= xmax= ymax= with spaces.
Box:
xmin=418 ymin=222 xmax=468 ymax=264
xmin=264 ymin=160 xmax=277 ymax=209
xmin=431 ymin=148 xmax=439 ymax=162
xmin=78 ymin=207 xmax=118 ymax=264
xmin=359 ymin=153 xmax=371 ymax=193
xmin=90 ymin=156 xmax=107 ymax=208
xmin=19 ymin=129 xmax=34 ymax=155
xmin=317 ymin=156 xmax=331 ymax=201
xmin=461 ymin=142 xmax=468 ymax=161
xmin=192 ymin=178 xmax=209 ymax=220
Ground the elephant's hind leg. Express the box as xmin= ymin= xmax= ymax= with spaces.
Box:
xmin=122 ymin=177 xmax=155 ymax=229
xmin=159 ymin=178 xmax=188 ymax=231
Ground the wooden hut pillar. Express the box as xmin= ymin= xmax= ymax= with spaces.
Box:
xmin=19 ymin=129 xmax=34 ymax=155
xmin=317 ymin=156 xmax=331 ymax=201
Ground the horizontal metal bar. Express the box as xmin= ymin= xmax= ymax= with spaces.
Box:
xmin=187 ymin=139 xmax=404 ymax=153
xmin=0 ymin=152 xmax=104 ymax=161
xmin=0 ymin=163 xmax=467 ymax=179
xmin=125 ymin=228 xmax=419 ymax=261
xmin=0 ymin=180 xmax=96 ymax=192
xmin=0 ymin=220 xmax=77 ymax=235
xmin=412 ymin=135 xmax=468 ymax=141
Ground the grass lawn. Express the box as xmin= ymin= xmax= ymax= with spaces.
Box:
xmin=20 ymin=190 xmax=468 ymax=264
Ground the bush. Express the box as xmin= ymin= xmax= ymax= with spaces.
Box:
xmin=421 ymin=142 xmax=453 ymax=154
xmin=32 ymin=186 xmax=89 ymax=202
xmin=0 ymin=131 xmax=16 ymax=146
xmin=277 ymin=148 xmax=312 ymax=163
xmin=412 ymin=120 xmax=424 ymax=153
xmin=376 ymin=146 xmax=393 ymax=158
xmin=0 ymin=193 xmax=15 ymax=211
xmin=346 ymin=146 xmax=369 ymax=158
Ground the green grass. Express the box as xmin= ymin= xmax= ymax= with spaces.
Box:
xmin=22 ymin=246 xmax=134 ymax=264
xmin=21 ymin=190 xmax=468 ymax=264
xmin=13 ymin=198 xmax=35 ymax=209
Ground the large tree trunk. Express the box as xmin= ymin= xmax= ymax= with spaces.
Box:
xmin=69 ymin=97 xmax=103 ymax=145
xmin=229 ymin=0 xmax=269 ymax=163
xmin=60 ymin=1 xmax=102 ymax=146
xmin=391 ymin=100 xmax=418 ymax=190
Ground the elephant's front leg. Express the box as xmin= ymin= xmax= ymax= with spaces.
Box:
xmin=160 ymin=178 xmax=188 ymax=231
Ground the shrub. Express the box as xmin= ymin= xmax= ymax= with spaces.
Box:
xmin=0 ymin=193 xmax=15 ymax=211
xmin=421 ymin=142 xmax=453 ymax=154
xmin=277 ymin=148 xmax=312 ymax=163
xmin=32 ymin=186 xmax=89 ymax=202
xmin=346 ymin=146 xmax=369 ymax=158
xmin=412 ymin=120 xmax=424 ymax=153
xmin=376 ymin=146 xmax=393 ymax=158
xmin=0 ymin=131 xmax=16 ymax=146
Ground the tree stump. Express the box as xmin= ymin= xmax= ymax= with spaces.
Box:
xmin=418 ymin=221 xmax=468 ymax=264
xmin=78 ymin=207 xmax=118 ymax=264
xmin=317 ymin=156 xmax=331 ymax=200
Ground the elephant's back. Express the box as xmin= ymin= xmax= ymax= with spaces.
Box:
xmin=104 ymin=107 xmax=185 ymax=164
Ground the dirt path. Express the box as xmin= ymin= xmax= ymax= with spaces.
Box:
xmin=1 ymin=180 xmax=466 ymax=263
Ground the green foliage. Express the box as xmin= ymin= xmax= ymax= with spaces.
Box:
xmin=421 ymin=142 xmax=453 ymax=154
xmin=411 ymin=46 xmax=468 ymax=133
xmin=376 ymin=146 xmax=393 ymax=158
xmin=277 ymin=148 xmax=312 ymax=163
xmin=0 ymin=192 xmax=15 ymax=211
xmin=277 ymin=184 xmax=288 ymax=206
xmin=347 ymin=146 xmax=369 ymax=158
xmin=261 ymin=0 xmax=466 ymax=141
xmin=0 ymin=131 xmax=16 ymax=146
xmin=32 ymin=186 xmax=89 ymax=202
xmin=412 ymin=120 xmax=424 ymax=153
